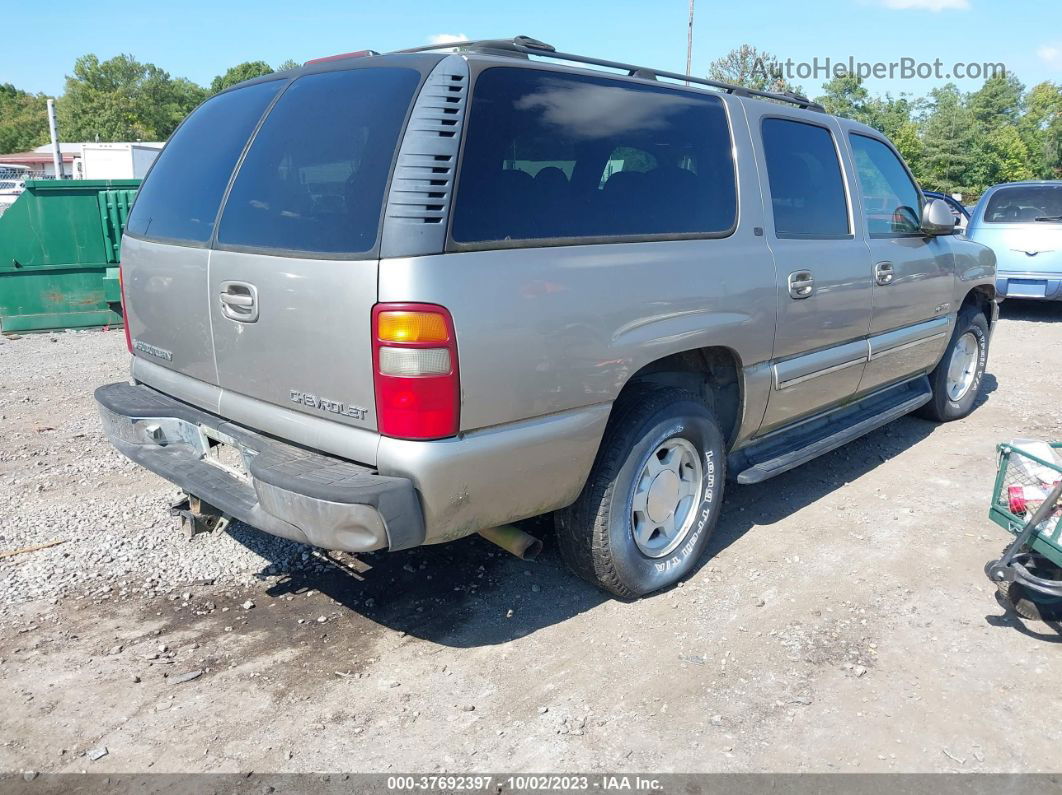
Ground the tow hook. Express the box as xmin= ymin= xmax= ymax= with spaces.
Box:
xmin=170 ymin=493 xmax=231 ymax=539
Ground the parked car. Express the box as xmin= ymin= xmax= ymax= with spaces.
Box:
xmin=923 ymin=190 xmax=970 ymax=232
xmin=96 ymin=36 xmax=998 ymax=597
xmin=0 ymin=178 xmax=25 ymax=215
xmin=966 ymin=181 xmax=1062 ymax=302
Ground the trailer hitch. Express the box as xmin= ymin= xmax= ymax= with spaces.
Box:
xmin=170 ymin=493 xmax=231 ymax=540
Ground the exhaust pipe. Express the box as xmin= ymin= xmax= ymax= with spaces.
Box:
xmin=478 ymin=525 xmax=543 ymax=560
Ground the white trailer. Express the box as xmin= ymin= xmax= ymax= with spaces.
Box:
xmin=75 ymin=143 xmax=164 ymax=180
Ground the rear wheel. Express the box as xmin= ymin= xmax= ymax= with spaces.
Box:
xmin=918 ymin=310 xmax=989 ymax=422
xmin=556 ymin=388 xmax=725 ymax=598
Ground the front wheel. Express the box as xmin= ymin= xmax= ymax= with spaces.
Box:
xmin=917 ymin=310 xmax=989 ymax=422
xmin=556 ymin=388 xmax=726 ymax=598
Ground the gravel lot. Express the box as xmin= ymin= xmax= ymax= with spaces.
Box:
xmin=1 ymin=304 xmax=1061 ymax=775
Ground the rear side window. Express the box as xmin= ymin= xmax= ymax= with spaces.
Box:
xmin=216 ymin=68 xmax=420 ymax=255
xmin=452 ymin=68 xmax=737 ymax=245
xmin=983 ymin=185 xmax=1062 ymax=223
xmin=849 ymin=134 xmax=922 ymax=236
xmin=762 ymin=119 xmax=850 ymax=239
xmin=126 ymin=80 xmax=282 ymax=244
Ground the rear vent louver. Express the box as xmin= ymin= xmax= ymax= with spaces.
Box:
xmin=380 ymin=55 xmax=470 ymax=258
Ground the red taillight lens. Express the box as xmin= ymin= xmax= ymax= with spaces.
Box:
xmin=372 ymin=303 xmax=459 ymax=440
xmin=119 ymin=265 xmax=132 ymax=354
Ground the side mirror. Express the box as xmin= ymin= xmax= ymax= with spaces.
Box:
xmin=922 ymin=198 xmax=957 ymax=236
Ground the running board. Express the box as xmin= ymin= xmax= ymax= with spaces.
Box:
xmin=731 ymin=377 xmax=932 ymax=485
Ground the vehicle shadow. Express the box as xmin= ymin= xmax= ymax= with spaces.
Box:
xmin=230 ymin=514 xmax=608 ymax=649
xmin=999 ymin=301 xmax=1061 ymax=323
xmin=227 ymin=379 xmax=998 ymax=649
xmin=705 ymin=414 xmax=940 ymax=563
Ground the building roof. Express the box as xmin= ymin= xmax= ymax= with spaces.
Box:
xmin=0 ymin=150 xmax=76 ymax=164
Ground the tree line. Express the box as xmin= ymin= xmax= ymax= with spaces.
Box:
xmin=3 ymin=48 xmax=1060 ymax=202
xmin=0 ymin=55 xmax=294 ymax=156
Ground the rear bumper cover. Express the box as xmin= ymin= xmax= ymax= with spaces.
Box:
xmin=95 ymin=382 xmax=424 ymax=552
xmin=996 ymin=273 xmax=1062 ymax=301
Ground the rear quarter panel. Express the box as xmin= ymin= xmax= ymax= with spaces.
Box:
xmin=379 ymin=236 xmax=776 ymax=434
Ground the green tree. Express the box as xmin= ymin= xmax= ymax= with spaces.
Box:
xmin=968 ymin=73 xmax=1025 ymax=129
xmin=275 ymin=59 xmax=301 ymax=72
xmin=707 ymin=45 xmax=804 ymax=96
xmin=0 ymin=83 xmax=49 ymax=154
xmin=56 ymin=54 xmax=206 ymax=142
xmin=1020 ymin=81 xmax=1062 ymax=178
xmin=209 ymin=60 xmax=274 ymax=94
xmin=982 ymin=125 xmax=1034 ymax=184
xmin=817 ymin=74 xmax=873 ymax=122
xmin=919 ymin=84 xmax=983 ymax=196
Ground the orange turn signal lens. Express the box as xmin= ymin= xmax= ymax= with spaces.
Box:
xmin=377 ymin=311 xmax=449 ymax=343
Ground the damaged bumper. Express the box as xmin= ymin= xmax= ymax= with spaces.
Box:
xmin=94 ymin=382 xmax=425 ymax=552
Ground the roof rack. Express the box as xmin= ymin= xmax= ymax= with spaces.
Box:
xmin=391 ymin=35 xmax=825 ymax=113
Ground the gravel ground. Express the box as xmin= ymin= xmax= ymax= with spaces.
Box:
xmin=1 ymin=304 xmax=1061 ymax=775
xmin=0 ymin=330 xmax=323 ymax=608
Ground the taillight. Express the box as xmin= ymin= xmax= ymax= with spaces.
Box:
xmin=372 ymin=303 xmax=459 ymax=440
xmin=119 ymin=265 xmax=132 ymax=354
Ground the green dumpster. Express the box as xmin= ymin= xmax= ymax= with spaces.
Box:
xmin=0 ymin=179 xmax=139 ymax=333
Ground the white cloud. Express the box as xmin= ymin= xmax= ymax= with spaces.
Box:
xmin=1038 ymin=43 xmax=1062 ymax=68
xmin=880 ymin=0 xmax=970 ymax=10
xmin=428 ymin=33 xmax=468 ymax=46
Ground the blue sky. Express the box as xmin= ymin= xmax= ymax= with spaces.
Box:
xmin=4 ymin=0 xmax=1060 ymax=100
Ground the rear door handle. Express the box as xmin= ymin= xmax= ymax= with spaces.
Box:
xmin=219 ymin=281 xmax=259 ymax=323
xmin=788 ymin=270 xmax=815 ymax=299
xmin=875 ymin=261 xmax=895 ymax=286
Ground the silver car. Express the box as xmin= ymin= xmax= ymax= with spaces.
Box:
xmin=966 ymin=181 xmax=1062 ymax=301
xmin=96 ymin=36 xmax=997 ymax=597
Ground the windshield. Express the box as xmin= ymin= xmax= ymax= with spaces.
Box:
xmin=983 ymin=185 xmax=1062 ymax=223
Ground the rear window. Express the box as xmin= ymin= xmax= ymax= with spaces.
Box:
xmin=983 ymin=185 xmax=1062 ymax=223
xmin=216 ymin=68 xmax=420 ymax=255
xmin=126 ymin=80 xmax=282 ymax=244
xmin=451 ymin=68 xmax=737 ymax=245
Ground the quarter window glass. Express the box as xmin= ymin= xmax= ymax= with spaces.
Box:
xmin=849 ymin=134 xmax=922 ymax=235
xmin=983 ymin=185 xmax=1062 ymax=223
xmin=452 ymin=68 xmax=737 ymax=244
xmin=126 ymin=80 xmax=282 ymax=244
xmin=761 ymin=119 xmax=850 ymax=238
xmin=217 ymin=68 xmax=420 ymax=255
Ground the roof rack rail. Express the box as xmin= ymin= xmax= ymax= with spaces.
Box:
xmin=391 ymin=36 xmax=826 ymax=113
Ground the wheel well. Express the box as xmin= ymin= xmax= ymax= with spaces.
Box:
xmin=960 ymin=285 xmax=995 ymax=319
xmin=620 ymin=347 xmax=743 ymax=447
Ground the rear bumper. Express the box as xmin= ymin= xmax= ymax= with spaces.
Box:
xmin=95 ymin=382 xmax=424 ymax=553
xmin=996 ymin=273 xmax=1062 ymax=301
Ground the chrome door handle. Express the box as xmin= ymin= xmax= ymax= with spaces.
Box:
xmin=219 ymin=281 xmax=259 ymax=323
xmin=219 ymin=293 xmax=254 ymax=307
xmin=788 ymin=270 xmax=815 ymax=299
xmin=875 ymin=261 xmax=895 ymax=286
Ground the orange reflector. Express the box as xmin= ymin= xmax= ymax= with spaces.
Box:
xmin=377 ymin=311 xmax=449 ymax=343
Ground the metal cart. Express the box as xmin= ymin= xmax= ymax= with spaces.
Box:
xmin=985 ymin=441 xmax=1062 ymax=621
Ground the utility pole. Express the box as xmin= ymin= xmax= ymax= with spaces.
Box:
xmin=47 ymin=98 xmax=63 ymax=179
xmin=686 ymin=0 xmax=695 ymax=85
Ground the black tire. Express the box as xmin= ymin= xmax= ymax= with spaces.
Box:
xmin=917 ymin=309 xmax=989 ymax=422
xmin=997 ymin=581 xmax=1062 ymax=622
xmin=555 ymin=388 xmax=726 ymax=598
xmin=996 ymin=555 xmax=1062 ymax=622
